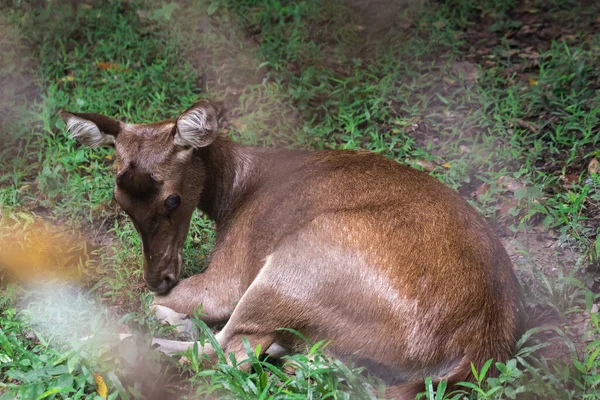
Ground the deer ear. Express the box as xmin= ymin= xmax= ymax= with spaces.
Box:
xmin=174 ymin=100 xmax=218 ymax=149
xmin=59 ymin=110 xmax=122 ymax=148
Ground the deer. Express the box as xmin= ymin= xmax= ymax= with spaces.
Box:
xmin=60 ymin=100 xmax=522 ymax=399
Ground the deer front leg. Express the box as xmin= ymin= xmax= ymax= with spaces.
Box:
xmin=152 ymin=263 xmax=244 ymax=326
xmin=150 ymin=330 xmax=277 ymax=372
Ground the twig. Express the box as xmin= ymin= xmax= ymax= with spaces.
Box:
xmin=517 ymin=119 xmax=539 ymax=133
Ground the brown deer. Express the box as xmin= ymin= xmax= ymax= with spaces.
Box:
xmin=60 ymin=100 xmax=521 ymax=399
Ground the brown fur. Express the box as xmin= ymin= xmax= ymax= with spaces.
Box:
xmin=60 ymin=101 xmax=521 ymax=399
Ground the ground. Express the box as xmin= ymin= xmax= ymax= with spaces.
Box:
xmin=0 ymin=0 xmax=599 ymax=399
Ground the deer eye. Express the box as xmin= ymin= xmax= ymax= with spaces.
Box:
xmin=164 ymin=194 xmax=181 ymax=211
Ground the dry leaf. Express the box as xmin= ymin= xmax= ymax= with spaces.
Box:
xmin=58 ymin=75 xmax=75 ymax=83
xmin=433 ymin=21 xmax=446 ymax=29
xmin=452 ymin=61 xmax=480 ymax=81
xmin=97 ymin=62 xmax=130 ymax=72
xmin=561 ymin=34 xmax=578 ymax=41
xmin=497 ymin=176 xmax=525 ymax=193
xmin=561 ymin=174 xmax=579 ymax=185
xmin=498 ymin=198 xmax=519 ymax=217
xmin=405 ymin=123 xmax=418 ymax=133
xmin=179 ymin=356 xmax=190 ymax=366
xmin=443 ymin=76 xmax=457 ymax=85
xmin=474 ymin=183 xmax=490 ymax=201
xmin=398 ymin=19 xmax=413 ymax=30
xmin=459 ymin=145 xmax=471 ymax=154
xmin=520 ymin=50 xmax=540 ymax=60
xmin=516 ymin=119 xmax=538 ymax=132
xmin=589 ymin=158 xmax=599 ymax=175
xmin=414 ymin=160 xmax=436 ymax=172
xmin=528 ymin=76 xmax=538 ymax=86
xmin=93 ymin=373 xmax=108 ymax=399
xmin=97 ymin=61 xmax=114 ymax=70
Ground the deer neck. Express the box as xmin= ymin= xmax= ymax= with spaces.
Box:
xmin=195 ymin=137 xmax=262 ymax=228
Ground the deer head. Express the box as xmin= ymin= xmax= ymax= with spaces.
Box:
xmin=60 ymin=101 xmax=218 ymax=293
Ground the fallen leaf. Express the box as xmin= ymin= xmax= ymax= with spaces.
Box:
xmin=589 ymin=158 xmax=599 ymax=175
xmin=474 ymin=183 xmax=490 ymax=201
xmin=152 ymin=2 xmax=180 ymax=20
xmin=398 ymin=19 xmax=413 ymax=30
xmin=561 ymin=174 xmax=579 ymax=185
xmin=136 ymin=9 xmax=151 ymax=21
xmin=414 ymin=160 xmax=436 ymax=172
xmin=179 ymin=356 xmax=190 ymax=366
xmin=498 ymin=198 xmax=519 ymax=217
xmin=452 ymin=61 xmax=480 ymax=81
xmin=520 ymin=25 xmax=537 ymax=34
xmin=97 ymin=61 xmax=115 ymax=70
xmin=58 ymin=75 xmax=75 ymax=83
xmin=497 ymin=176 xmax=525 ymax=193
xmin=516 ymin=119 xmax=538 ymax=132
xmin=405 ymin=123 xmax=419 ymax=133
xmin=97 ymin=62 xmax=130 ymax=72
xmin=520 ymin=49 xmax=540 ymax=61
xmin=561 ymin=34 xmax=578 ymax=41
xmin=333 ymin=64 xmax=351 ymax=76
xmin=528 ymin=76 xmax=538 ymax=86
xmin=93 ymin=373 xmax=108 ymax=399
xmin=443 ymin=76 xmax=457 ymax=85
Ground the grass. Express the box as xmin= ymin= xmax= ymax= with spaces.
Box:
xmin=1 ymin=0 xmax=600 ymax=398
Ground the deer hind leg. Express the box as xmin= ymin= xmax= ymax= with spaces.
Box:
xmin=148 ymin=317 xmax=284 ymax=368
xmin=198 ymin=329 xmax=277 ymax=371
xmin=193 ymin=260 xmax=306 ymax=369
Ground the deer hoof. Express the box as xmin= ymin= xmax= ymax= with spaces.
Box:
xmin=150 ymin=304 xmax=194 ymax=338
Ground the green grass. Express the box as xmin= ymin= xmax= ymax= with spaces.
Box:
xmin=1 ymin=0 xmax=600 ymax=398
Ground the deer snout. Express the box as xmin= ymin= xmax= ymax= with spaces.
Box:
xmin=147 ymin=271 xmax=177 ymax=294
xmin=144 ymin=248 xmax=182 ymax=293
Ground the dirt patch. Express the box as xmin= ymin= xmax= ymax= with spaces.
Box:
xmin=0 ymin=14 xmax=41 ymax=159
xmin=502 ymin=229 xmax=580 ymax=278
xmin=501 ymin=228 xmax=600 ymax=363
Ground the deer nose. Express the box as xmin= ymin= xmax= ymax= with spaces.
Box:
xmin=152 ymin=272 xmax=176 ymax=294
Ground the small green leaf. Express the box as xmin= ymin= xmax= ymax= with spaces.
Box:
xmin=207 ymin=2 xmax=219 ymax=15
xmin=478 ymin=359 xmax=494 ymax=382
xmin=151 ymin=2 xmax=180 ymax=20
